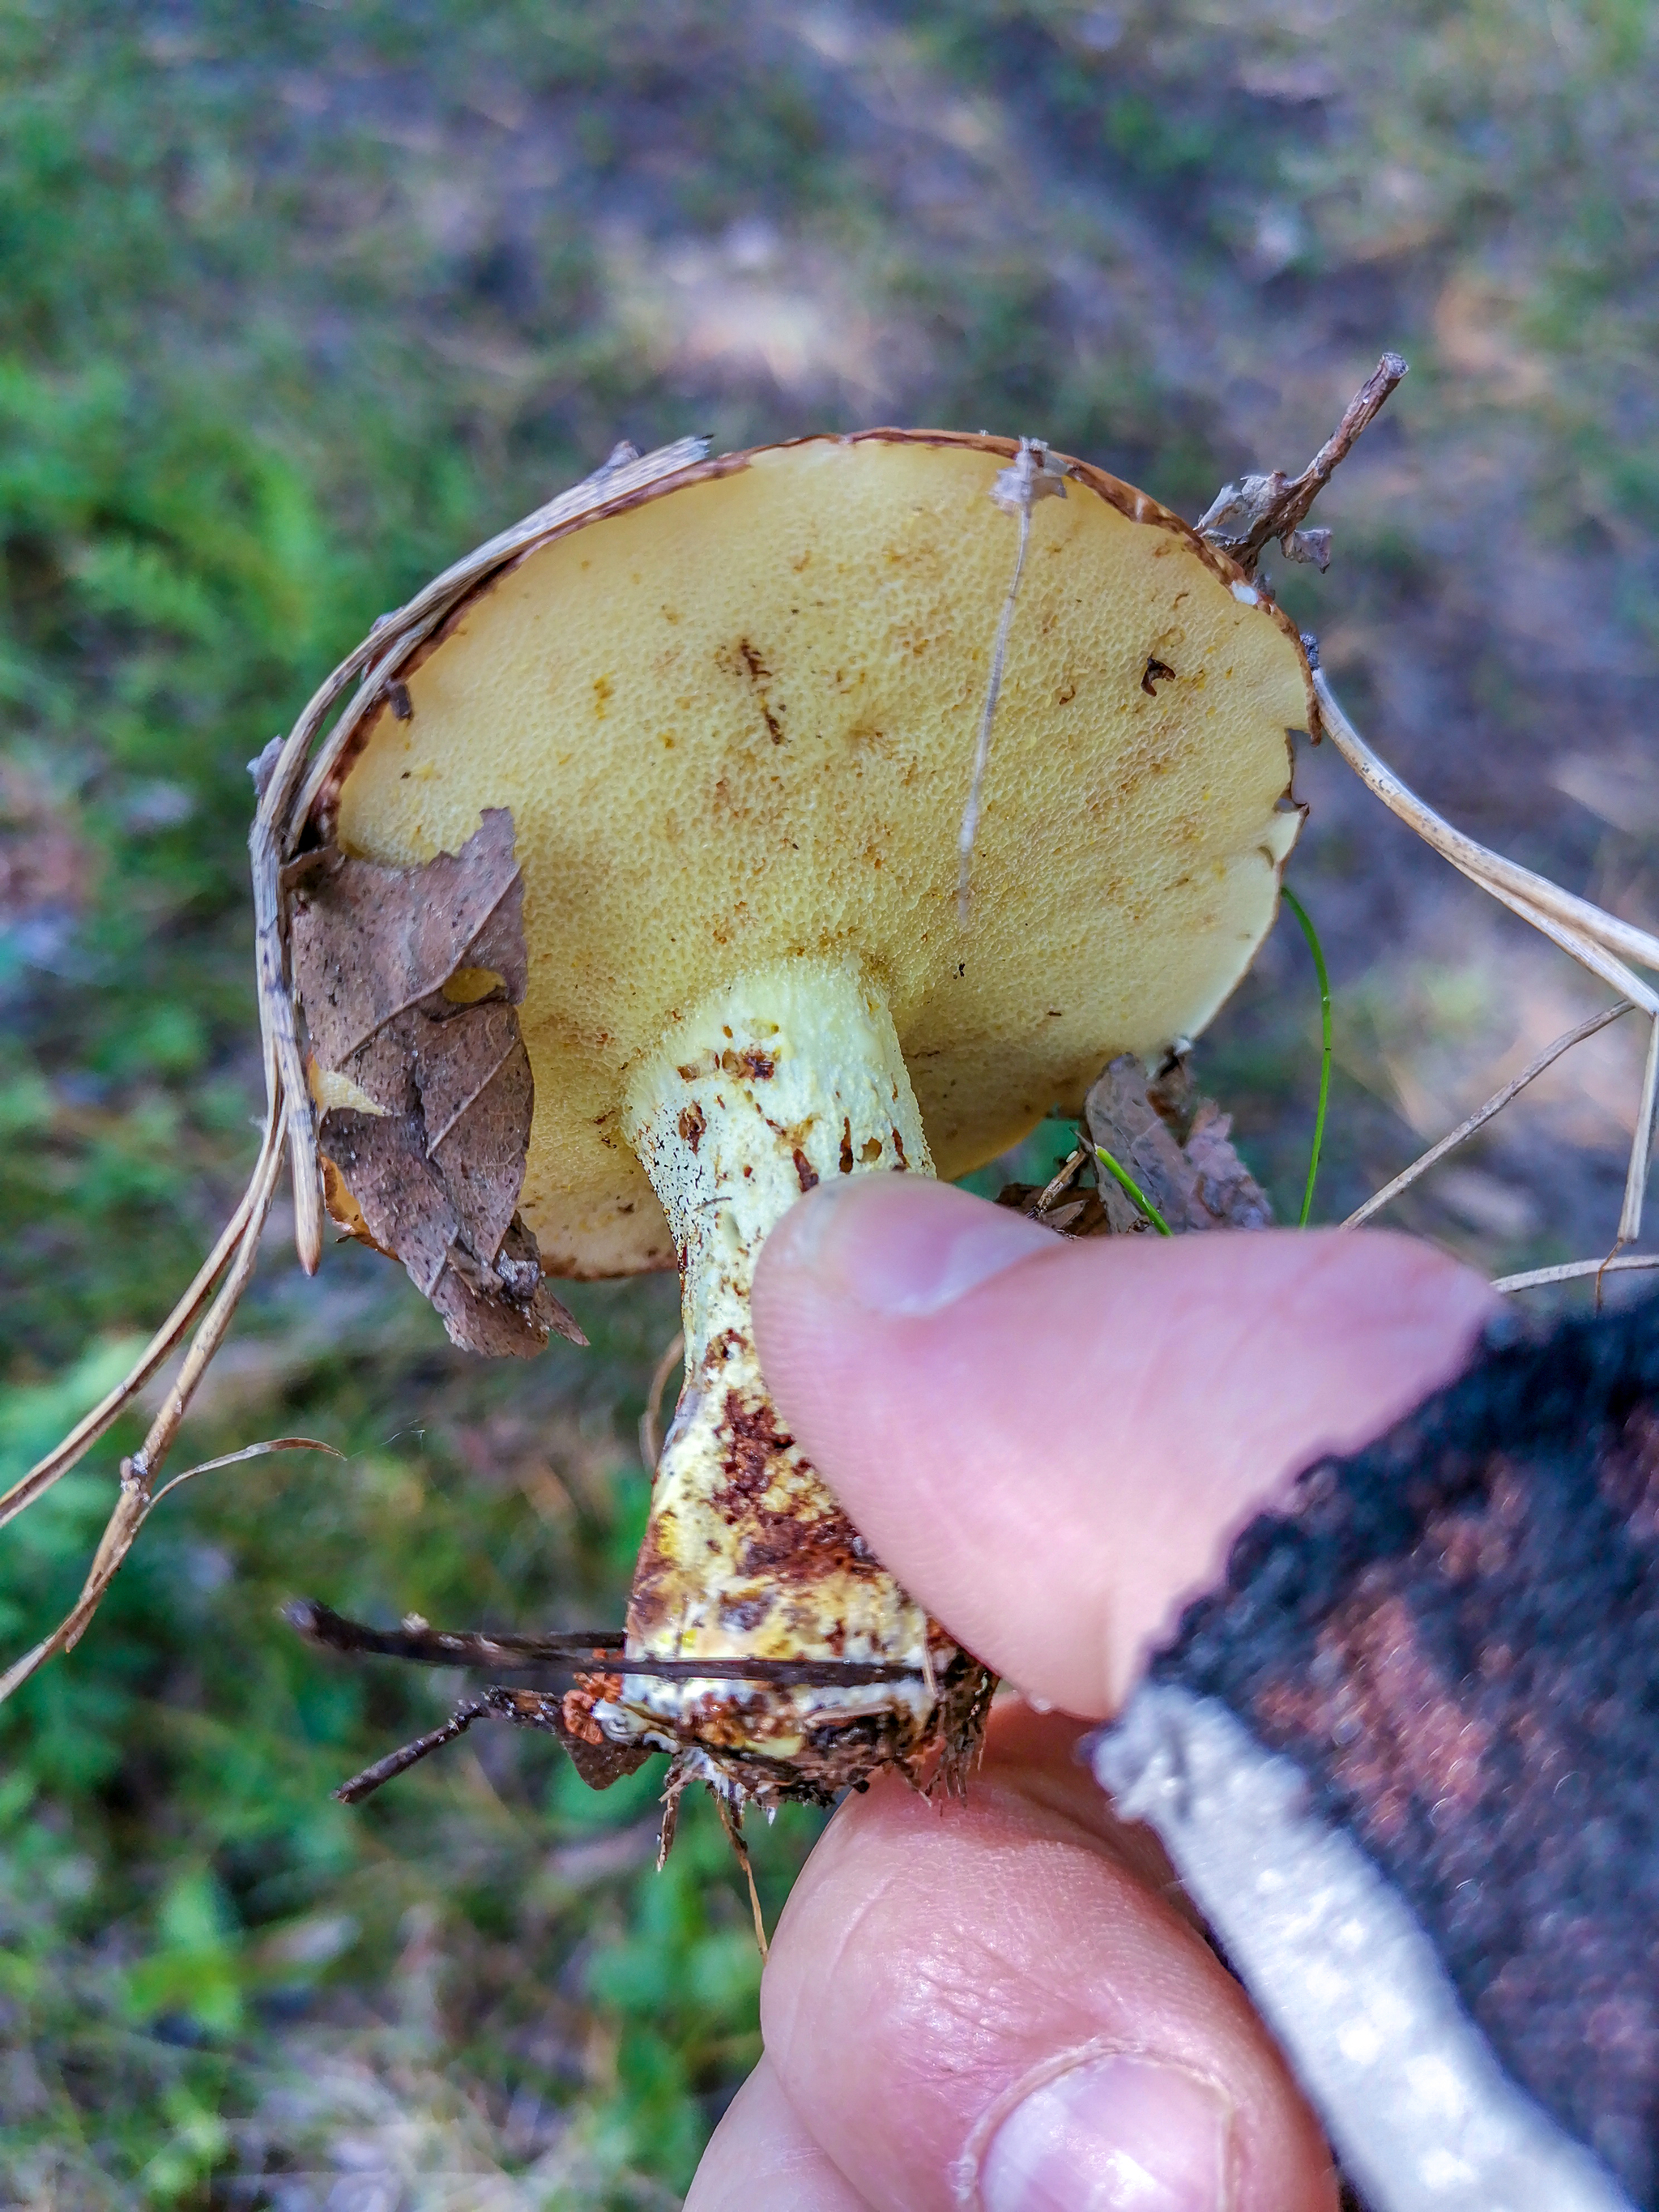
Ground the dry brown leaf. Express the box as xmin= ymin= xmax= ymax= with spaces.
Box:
xmin=1084 ymin=1052 xmax=1272 ymax=1235
xmin=289 ymin=809 xmax=584 ymax=1356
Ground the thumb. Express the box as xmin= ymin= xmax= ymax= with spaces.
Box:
xmin=753 ymin=1177 xmax=1497 ymax=1716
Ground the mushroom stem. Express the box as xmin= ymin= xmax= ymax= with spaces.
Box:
xmin=614 ymin=956 xmax=946 ymax=1796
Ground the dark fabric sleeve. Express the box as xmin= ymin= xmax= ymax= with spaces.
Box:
xmin=1094 ymin=1292 xmax=1659 ymax=2212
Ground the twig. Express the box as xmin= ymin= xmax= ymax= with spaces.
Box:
xmin=1197 ymin=354 xmax=1409 ymax=576
xmin=1492 ymin=1253 xmax=1659 ymax=1294
xmin=0 ymin=1079 xmax=293 ymax=1704
xmin=1034 ymin=1144 xmax=1088 ymax=1215
xmin=284 ymin=1597 xmax=926 ymax=1685
xmin=957 ymin=440 xmax=1067 ymax=920
xmin=334 ymin=1696 xmax=497 ymax=1804
xmin=287 ymin=1598 xmax=625 ymax=1668
xmin=1344 ymin=1002 xmax=1635 ymax=1229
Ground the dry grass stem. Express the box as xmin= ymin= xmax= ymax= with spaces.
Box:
xmin=0 ymin=1060 xmax=285 ymax=1534
xmin=957 ymin=438 xmax=1066 ymax=920
xmin=1342 ymin=1002 xmax=1636 ymax=1229
xmin=715 ymin=1796 xmax=770 ymax=1960
xmin=1312 ymin=664 xmax=1659 ymax=974
xmin=1034 ymin=1143 xmax=1089 ymax=1214
xmin=1312 ymin=660 xmax=1659 ymax=1267
xmin=1493 ymin=1255 xmax=1659 ymax=1294
xmin=638 ymin=1330 xmax=686 ymax=1474
xmin=0 ymin=1104 xmax=294 ymax=1703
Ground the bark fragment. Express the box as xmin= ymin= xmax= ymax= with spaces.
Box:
xmin=289 ymin=809 xmax=584 ymax=1355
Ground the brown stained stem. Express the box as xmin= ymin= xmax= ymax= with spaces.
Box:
xmin=1196 ymin=353 xmax=1409 ymax=577
xmin=1343 ymin=1001 xmax=1636 ymax=1230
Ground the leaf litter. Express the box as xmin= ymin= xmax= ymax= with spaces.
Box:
xmin=1000 ymin=1053 xmax=1273 ymax=1240
xmin=289 ymin=808 xmax=585 ymax=1359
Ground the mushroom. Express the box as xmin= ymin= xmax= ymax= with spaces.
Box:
xmin=309 ymin=429 xmax=1313 ymax=1808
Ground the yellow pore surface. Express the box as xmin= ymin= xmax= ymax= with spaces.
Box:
xmin=336 ymin=433 xmax=1310 ymax=1276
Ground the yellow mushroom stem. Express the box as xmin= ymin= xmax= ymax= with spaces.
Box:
xmin=600 ymin=954 xmax=950 ymax=1796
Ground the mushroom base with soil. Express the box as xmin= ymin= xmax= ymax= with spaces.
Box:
xmin=604 ymin=954 xmax=995 ymax=1804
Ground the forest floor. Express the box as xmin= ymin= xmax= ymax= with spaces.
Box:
xmin=2 ymin=2 xmax=1657 ymax=2202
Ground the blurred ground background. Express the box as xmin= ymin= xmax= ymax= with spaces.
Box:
xmin=2 ymin=1 xmax=1657 ymax=2201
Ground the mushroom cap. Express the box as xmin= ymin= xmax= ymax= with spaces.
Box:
xmin=331 ymin=430 xmax=1311 ymax=1277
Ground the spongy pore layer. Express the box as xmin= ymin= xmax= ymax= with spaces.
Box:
xmin=335 ymin=431 xmax=1311 ymax=1277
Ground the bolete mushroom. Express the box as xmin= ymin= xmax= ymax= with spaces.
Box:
xmin=303 ymin=429 xmax=1312 ymax=1808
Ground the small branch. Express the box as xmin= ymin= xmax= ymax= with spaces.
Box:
xmin=287 ymin=1597 xmax=625 ymax=1668
xmin=1197 ymin=353 xmax=1408 ymax=578
xmin=1034 ymin=1144 xmax=1088 ymax=1215
xmin=333 ymin=1697 xmax=495 ymax=1804
xmin=1344 ymin=1001 xmax=1635 ymax=1229
xmin=284 ymin=1597 xmax=926 ymax=1685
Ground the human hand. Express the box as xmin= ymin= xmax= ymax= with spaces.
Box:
xmin=684 ymin=1176 xmax=1498 ymax=2211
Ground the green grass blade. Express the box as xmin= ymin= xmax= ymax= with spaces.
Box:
xmin=1094 ymin=1144 xmax=1174 ymax=1236
xmin=1280 ymin=884 xmax=1333 ymax=1228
